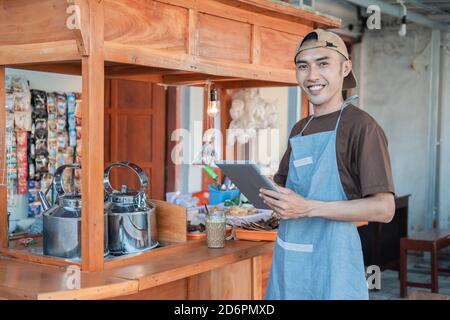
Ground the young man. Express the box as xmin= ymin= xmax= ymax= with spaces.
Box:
xmin=259 ymin=29 xmax=395 ymax=300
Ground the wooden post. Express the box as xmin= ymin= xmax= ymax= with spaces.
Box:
xmin=251 ymin=256 xmax=263 ymax=300
xmin=81 ymin=0 xmax=105 ymax=271
xmin=0 ymin=66 xmax=8 ymax=248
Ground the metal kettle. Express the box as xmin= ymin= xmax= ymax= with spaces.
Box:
xmin=104 ymin=162 xmax=158 ymax=256
xmin=38 ymin=164 xmax=110 ymax=259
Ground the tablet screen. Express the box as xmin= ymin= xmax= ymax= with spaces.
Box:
xmin=215 ymin=161 xmax=279 ymax=210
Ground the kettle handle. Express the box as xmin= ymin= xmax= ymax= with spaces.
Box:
xmin=104 ymin=162 xmax=149 ymax=197
xmin=54 ymin=163 xmax=81 ymax=196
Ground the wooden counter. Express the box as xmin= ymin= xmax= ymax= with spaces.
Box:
xmin=0 ymin=240 xmax=274 ymax=300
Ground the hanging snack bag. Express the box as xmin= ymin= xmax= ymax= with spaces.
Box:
xmin=35 ymin=138 xmax=48 ymax=156
xmin=13 ymin=92 xmax=31 ymax=112
xmin=6 ymin=93 xmax=14 ymax=112
xmin=11 ymin=77 xmax=30 ymax=93
xmin=67 ymin=93 xmax=77 ymax=114
xmin=34 ymin=118 xmax=47 ymax=139
xmin=56 ymin=93 xmax=67 ymax=117
xmin=57 ymin=134 xmax=67 ymax=153
xmin=57 ymin=117 xmax=66 ymax=133
xmin=14 ymin=112 xmax=32 ymax=132
xmin=31 ymin=90 xmax=47 ymax=119
xmin=35 ymin=155 xmax=48 ymax=174
xmin=47 ymin=93 xmax=56 ymax=115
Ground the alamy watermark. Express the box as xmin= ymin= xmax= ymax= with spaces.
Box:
xmin=366 ymin=5 xmax=381 ymax=30
xmin=63 ymin=265 xmax=81 ymax=290
xmin=367 ymin=265 xmax=381 ymax=290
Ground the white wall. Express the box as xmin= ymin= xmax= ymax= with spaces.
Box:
xmin=6 ymin=68 xmax=81 ymax=92
xmin=361 ymin=24 xmax=450 ymax=233
xmin=258 ymin=87 xmax=290 ymax=160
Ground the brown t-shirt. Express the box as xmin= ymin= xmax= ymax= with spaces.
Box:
xmin=274 ymin=105 xmax=395 ymax=200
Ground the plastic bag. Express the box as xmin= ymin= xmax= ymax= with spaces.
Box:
xmin=14 ymin=112 xmax=32 ymax=131
xmin=31 ymin=90 xmax=47 ymax=119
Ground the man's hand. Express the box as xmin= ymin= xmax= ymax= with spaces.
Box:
xmin=259 ymin=185 xmax=316 ymax=220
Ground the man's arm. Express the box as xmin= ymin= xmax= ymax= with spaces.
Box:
xmin=309 ymin=192 xmax=395 ymax=223
xmin=260 ymin=187 xmax=395 ymax=223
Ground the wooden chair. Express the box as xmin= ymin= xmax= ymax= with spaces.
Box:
xmin=400 ymin=229 xmax=450 ymax=298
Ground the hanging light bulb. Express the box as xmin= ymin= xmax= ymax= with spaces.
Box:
xmin=397 ymin=0 xmax=407 ymax=37
xmin=207 ymin=82 xmax=220 ymax=118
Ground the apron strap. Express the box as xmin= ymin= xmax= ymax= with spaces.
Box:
xmin=300 ymin=95 xmax=359 ymax=135
xmin=299 ymin=115 xmax=315 ymax=136
xmin=334 ymin=95 xmax=359 ymax=131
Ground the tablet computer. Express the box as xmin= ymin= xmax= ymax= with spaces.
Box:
xmin=215 ymin=160 xmax=280 ymax=210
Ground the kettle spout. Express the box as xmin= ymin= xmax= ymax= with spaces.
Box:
xmin=38 ymin=191 xmax=51 ymax=211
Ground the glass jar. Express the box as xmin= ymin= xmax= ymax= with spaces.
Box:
xmin=205 ymin=211 xmax=227 ymax=248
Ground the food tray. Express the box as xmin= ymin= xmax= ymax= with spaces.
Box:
xmin=234 ymin=228 xmax=277 ymax=242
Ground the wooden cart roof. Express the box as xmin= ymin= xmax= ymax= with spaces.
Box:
xmin=0 ymin=0 xmax=341 ymax=87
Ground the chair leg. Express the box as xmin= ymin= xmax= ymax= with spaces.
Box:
xmin=400 ymin=241 xmax=408 ymax=298
xmin=431 ymin=246 xmax=439 ymax=293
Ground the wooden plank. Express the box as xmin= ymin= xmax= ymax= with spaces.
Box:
xmin=67 ymin=0 xmax=90 ymax=56
xmin=104 ymin=241 xmax=205 ymax=270
xmin=104 ymin=42 xmax=297 ymax=84
xmin=187 ymin=271 xmax=211 ymax=299
xmin=251 ymin=25 xmax=261 ymax=65
xmin=260 ymin=27 xmax=302 ymax=69
xmin=220 ymin=88 xmax=233 ymax=164
xmin=0 ymin=257 xmax=138 ymax=300
xmin=251 ymin=255 xmax=263 ymax=300
xmin=81 ymin=0 xmax=105 ymax=271
xmin=37 ymin=279 xmax=139 ymax=300
xmin=157 ymin=0 xmax=338 ymax=33
xmin=109 ymin=278 xmax=188 ymax=300
xmin=0 ymin=40 xmax=80 ymax=65
xmin=106 ymin=73 xmax=163 ymax=83
xmin=216 ymin=80 xmax=294 ymax=89
xmin=218 ymin=0 xmax=341 ymax=28
xmin=209 ymin=259 xmax=252 ymax=299
xmin=0 ymin=66 xmax=7 ymax=248
xmin=197 ymin=13 xmax=252 ymax=64
xmin=0 ymin=248 xmax=80 ymax=268
xmin=162 ymin=74 xmax=239 ymax=85
xmin=153 ymin=200 xmax=187 ymax=243
xmin=188 ymin=9 xmax=199 ymax=56
xmin=11 ymin=63 xmax=82 ymax=76
xmin=104 ymin=0 xmax=188 ymax=52
xmin=261 ymin=252 xmax=273 ymax=298
xmin=0 ymin=0 xmax=73 ymax=46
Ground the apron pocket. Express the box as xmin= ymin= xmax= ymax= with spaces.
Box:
xmin=276 ymin=237 xmax=314 ymax=299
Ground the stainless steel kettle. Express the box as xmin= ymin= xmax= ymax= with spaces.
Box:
xmin=104 ymin=162 xmax=158 ymax=256
xmin=38 ymin=164 xmax=110 ymax=259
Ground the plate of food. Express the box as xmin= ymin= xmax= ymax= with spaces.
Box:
xmin=234 ymin=215 xmax=279 ymax=242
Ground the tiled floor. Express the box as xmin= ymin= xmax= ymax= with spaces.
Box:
xmin=369 ymin=253 xmax=450 ymax=300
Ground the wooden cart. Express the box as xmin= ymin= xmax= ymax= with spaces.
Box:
xmin=0 ymin=0 xmax=340 ymax=299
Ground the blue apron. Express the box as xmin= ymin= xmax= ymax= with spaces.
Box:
xmin=265 ymin=99 xmax=368 ymax=300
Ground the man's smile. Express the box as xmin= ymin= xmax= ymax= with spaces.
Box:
xmin=306 ymin=83 xmax=327 ymax=95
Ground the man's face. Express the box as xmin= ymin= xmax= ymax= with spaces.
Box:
xmin=295 ymin=47 xmax=351 ymax=106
